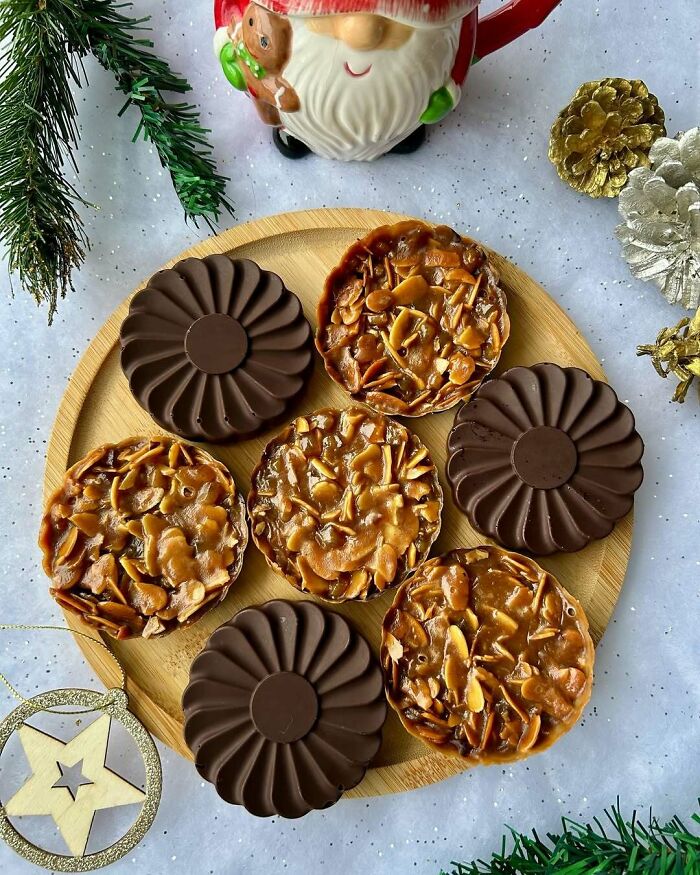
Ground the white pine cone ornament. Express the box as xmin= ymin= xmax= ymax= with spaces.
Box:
xmin=616 ymin=127 xmax=700 ymax=309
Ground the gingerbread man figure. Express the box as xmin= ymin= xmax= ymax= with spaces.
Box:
xmin=219 ymin=2 xmax=300 ymax=127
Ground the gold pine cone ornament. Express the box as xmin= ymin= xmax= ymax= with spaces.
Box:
xmin=549 ymin=78 xmax=666 ymax=198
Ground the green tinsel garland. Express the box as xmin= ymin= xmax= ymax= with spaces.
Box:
xmin=0 ymin=0 xmax=233 ymax=322
xmin=441 ymin=801 xmax=699 ymax=874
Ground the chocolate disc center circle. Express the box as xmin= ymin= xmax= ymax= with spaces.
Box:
xmin=511 ymin=426 xmax=578 ymax=489
xmin=184 ymin=313 xmax=248 ymax=374
xmin=250 ymin=671 xmax=318 ymax=743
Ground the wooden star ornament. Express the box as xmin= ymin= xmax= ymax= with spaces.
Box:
xmin=6 ymin=714 xmax=145 ymax=856
xmin=0 ymin=687 xmax=161 ymax=872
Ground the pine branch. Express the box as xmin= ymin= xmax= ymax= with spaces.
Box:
xmin=81 ymin=0 xmax=233 ymax=225
xmin=441 ymin=802 xmax=700 ymax=874
xmin=0 ymin=0 xmax=233 ymax=323
xmin=0 ymin=0 xmax=90 ymax=322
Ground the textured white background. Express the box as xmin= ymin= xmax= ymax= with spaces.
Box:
xmin=0 ymin=0 xmax=698 ymax=872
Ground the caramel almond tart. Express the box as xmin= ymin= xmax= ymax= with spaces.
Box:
xmin=39 ymin=436 xmax=248 ymax=639
xmin=381 ymin=546 xmax=594 ymax=763
xmin=248 ymin=405 xmax=442 ymax=602
xmin=316 ymin=221 xmax=510 ymax=416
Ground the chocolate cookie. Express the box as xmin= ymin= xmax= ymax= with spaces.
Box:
xmin=120 ymin=255 xmax=313 ymax=442
xmin=446 ymin=363 xmax=644 ymax=554
xmin=182 ymin=600 xmax=386 ymax=818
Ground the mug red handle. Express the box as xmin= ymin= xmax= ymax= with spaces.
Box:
xmin=474 ymin=0 xmax=562 ymax=60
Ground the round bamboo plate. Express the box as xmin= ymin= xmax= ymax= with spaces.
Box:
xmin=45 ymin=208 xmax=632 ymax=797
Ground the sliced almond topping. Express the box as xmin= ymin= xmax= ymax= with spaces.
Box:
xmin=68 ymin=513 xmax=100 ymax=537
xmin=128 ymin=580 xmax=168 ymax=616
xmin=488 ymin=607 xmax=519 ymax=635
xmin=365 ymin=391 xmax=409 ymax=414
xmin=553 ymin=667 xmax=587 ymax=699
xmin=119 ymin=556 xmax=143 ymax=582
xmin=443 ymin=654 xmax=463 ymax=692
xmin=417 ymin=500 xmax=441 ymax=523
xmin=529 ymin=627 xmax=558 ymax=641
xmin=388 ymin=308 xmax=415 ymax=350
xmin=345 ymin=569 xmax=370 ymax=599
xmin=446 ymin=268 xmax=477 ymax=285
xmin=167 ymin=442 xmax=181 ymax=468
xmin=407 ymin=542 xmax=418 ymax=568
xmin=405 ymin=446 xmax=429 ymax=470
xmin=381 ymin=444 xmax=393 ymax=485
xmin=448 ymin=625 xmax=469 ymax=660
xmin=517 ymin=713 xmax=541 ymax=752
xmin=351 ymin=442 xmax=381 ymax=472
xmin=328 ymin=521 xmax=355 ymax=536
xmin=466 ymin=674 xmax=485 ymax=712
xmin=109 ymin=475 xmax=121 ymax=511
xmin=479 ymin=709 xmax=495 ymax=750
xmin=366 ymin=289 xmax=394 ymax=312
xmin=126 ymin=444 xmax=164 ymax=467
xmin=493 ymin=641 xmax=515 ymax=662
xmin=289 ymin=495 xmax=319 ymax=518
xmin=450 ymin=302 xmax=464 ymax=331
xmin=415 ymin=724 xmax=450 ymax=744
xmin=379 ymin=329 xmax=408 ymax=368
xmin=297 ymin=556 xmax=330 ymax=595
xmin=531 ymin=573 xmax=548 ymax=614
xmin=465 ymin=272 xmax=483 ymax=308
xmin=489 ymin=321 xmax=502 ymax=353
xmin=500 ymin=683 xmax=530 ymax=723
xmin=360 ymin=357 xmax=389 ymax=387
xmin=143 ymin=617 xmax=167 ymax=638
xmin=71 ymin=448 xmax=106 ymax=480
xmin=311 ymin=480 xmax=341 ymax=504
xmin=310 ymin=457 xmax=337 ymax=480
xmin=391 ymin=274 xmax=430 ymax=304
xmin=285 ymin=528 xmax=306 ymax=552
xmin=405 ymin=464 xmax=434 ymax=480
xmin=464 ymin=608 xmax=479 ymax=631
xmin=55 ymin=527 xmax=79 ymax=565
xmin=385 ymin=631 xmax=403 ymax=662
xmin=119 ymin=468 xmax=139 ymax=491
xmin=384 ymin=256 xmax=394 ymax=288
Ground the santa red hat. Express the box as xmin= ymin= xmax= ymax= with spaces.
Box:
xmin=215 ymin=0 xmax=479 ymax=28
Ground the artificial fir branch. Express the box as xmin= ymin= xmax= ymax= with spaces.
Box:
xmin=0 ymin=0 xmax=90 ymax=321
xmin=82 ymin=0 xmax=233 ymax=223
xmin=441 ymin=802 xmax=699 ymax=874
xmin=0 ymin=0 xmax=232 ymax=322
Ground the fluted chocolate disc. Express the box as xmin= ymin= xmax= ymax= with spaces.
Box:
xmin=446 ymin=363 xmax=644 ymax=554
xmin=182 ymin=600 xmax=386 ymax=818
xmin=120 ymin=255 xmax=313 ymax=442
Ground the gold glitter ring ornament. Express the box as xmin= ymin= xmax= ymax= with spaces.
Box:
xmin=0 ymin=628 xmax=161 ymax=872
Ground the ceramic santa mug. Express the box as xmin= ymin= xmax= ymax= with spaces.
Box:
xmin=214 ymin=0 xmax=562 ymax=161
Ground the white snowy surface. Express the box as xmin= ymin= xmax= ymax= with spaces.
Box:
xmin=0 ymin=1 xmax=698 ymax=872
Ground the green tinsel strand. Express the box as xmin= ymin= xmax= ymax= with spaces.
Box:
xmin=441 ymin=802 xmax=700 ymax=874
xmin=0 ymin=0 xmax=89 ymax=321
xmin=0 ymin=0 xmax=232 ymax=322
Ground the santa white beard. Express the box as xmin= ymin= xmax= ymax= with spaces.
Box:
xmin=279 ymin=18 xmax=461 ymax=161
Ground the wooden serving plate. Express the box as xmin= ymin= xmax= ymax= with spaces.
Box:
xmin=45 ymin=208 xmax=632 ymax=797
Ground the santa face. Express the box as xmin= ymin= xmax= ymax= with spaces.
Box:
xmin=279 ymin=13 xmax=461 ymax=161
